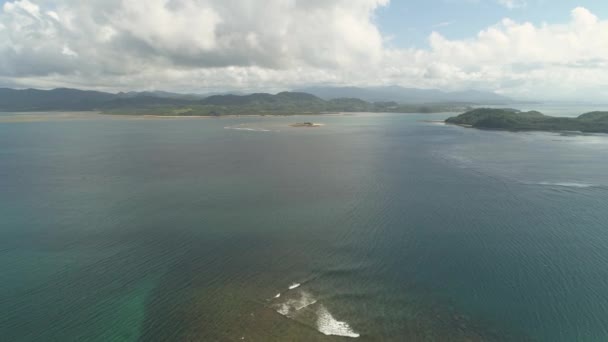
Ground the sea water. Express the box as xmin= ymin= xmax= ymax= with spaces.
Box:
xmin=1 ymin=112 xmax=608 ymax=341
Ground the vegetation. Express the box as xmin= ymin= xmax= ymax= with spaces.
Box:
xmin=102 ymin=93 xmax=473 ymax=116
xmin=295 ymin=85 xmax=515 ymax=104
xmin=446 ymin=108 xmax=608 ymax=133
xmin=101 ymin=93 xmax=472 ymax=116
xmin=0 ymin=88 xmax=472 ymax=115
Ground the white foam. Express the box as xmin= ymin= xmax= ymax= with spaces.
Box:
xmin=274 ymin=293 xmax=281 ymax=299
xmin=274 ymin=291 xmax=317 ymax=317
xmin=288 ymin=283 xmax=301 ymax=290
xmin=535 ymin=182 xmax=595 ymax=188
xmin=316 ymin=305 xmax=360 ymax=338
xmin=224 ymin=126 xmax=272 ymax=132
xmin=277 ymin=303 xmax=291 ymax=316
xmin=272 ymin=291 xmax=360 ymax=338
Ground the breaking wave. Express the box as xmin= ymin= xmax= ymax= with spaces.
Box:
xmin=224 ymin=125 xmax=278 ymax=132
xmin=275 ymin=291 xmax=317 ymax=316
xmin=271 ymin=286 xmax=359 ymax=338
xmin=534 ymin=182 xmax=596 ymax=188
xmin=316 ymin=305 xmax=360 ymax=338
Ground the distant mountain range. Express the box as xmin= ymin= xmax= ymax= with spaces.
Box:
xmin=0 ymin=88 xmax=318 ymax=111
xmin=116 ymin=90 xmax=204 ymax=100
xmin=0 ymin=88 xmax=116 ymax=111
xmin=294 ymin=86 xmax=515 ymax=104
xmin=0 ymin=87 xmax=512 ymax=114
xmin=0 ymin=88 xmax=198 ymax=111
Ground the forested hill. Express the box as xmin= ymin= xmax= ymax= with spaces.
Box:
xmin=295 ymin=85 xmax=514 ymax=104
xmin=446 ymin=108 xmax=608 ymax=133
xmin=0 ymin=88 xmax=470 ymax=115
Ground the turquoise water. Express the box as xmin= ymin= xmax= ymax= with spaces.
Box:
xmin=2 ymin=113 xmax=608 ymax=341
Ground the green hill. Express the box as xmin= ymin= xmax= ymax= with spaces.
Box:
xmin=446 ymin=108 xmax=608 ymax=133
xmin=0 ymin=88 xmax=472 ymax=116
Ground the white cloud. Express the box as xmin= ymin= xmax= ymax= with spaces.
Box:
xmin=408 ymin=7 xmax=608 ymax=99
xmin=432 ymin=21 xmax=453 ymax=28
xmin=497 ymin=0 xmax=527 ymax=9
xmin=61 ymin=45 xmax=77 ymax=57
xmin=0 ymin=1 xmax=607 ymax=101
xmin=0 ymin=0 xmax=388 ymax=73
xmin=4 ymin=0 xmax=42 ymax=18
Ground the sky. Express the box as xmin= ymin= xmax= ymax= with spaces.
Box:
xmin=0 ymin=0 xmax=607 ymax=101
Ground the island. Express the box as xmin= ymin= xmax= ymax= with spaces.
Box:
xmin=445 ymin=108 xmax=608 ymax=133
xmin=290 ymin=122 xmax=322 ymax=128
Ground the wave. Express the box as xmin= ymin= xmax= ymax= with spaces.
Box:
xmin=288 ymin=283 xmax=301 ymax=290
xmin=316 ymin=305 xmax=360 ymax=338
xmin=274 ymin=293 xmax=281 ymax=299
xmin=223 ymin=126 xmax=275 ymax=132
xmin=272 ymin=290 xmax=359 ymax=338
xmin=534 ymin=182 xmax=596 ymax=188
xmin=275 ymin=291 xmax=317 ymax=316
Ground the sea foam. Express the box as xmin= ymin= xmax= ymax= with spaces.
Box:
xmin=316 ymin=305 xmax=360 ymax=338
xmin=288 ymin=283 xmax=301 ymax=290
xmin=223 ymin=126 xmax=275 ymax=132
xmin=272 ymin=290 xmax=360 ymax=338
xmin=535 ymin=182 xmax=595 ymax=188
xmin=275 ymin=291 xmax=317 ymax=316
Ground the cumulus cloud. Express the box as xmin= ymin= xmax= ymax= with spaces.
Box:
xmin=408 ymin=7 xmax=608 ymax=99
xmin=0 ymin=1 xmax=607 ymax=100
xmin=0 ymin=0 xmax=388 ymax=73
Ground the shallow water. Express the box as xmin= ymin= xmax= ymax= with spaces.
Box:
xmin=1 ymin=112 xmax=608 ymax=341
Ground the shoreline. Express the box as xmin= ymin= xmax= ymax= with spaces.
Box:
xmin=0 ymin=111 xmax=352 ymax=123
xmin=104 ymin=112 xmax=352 ymax=119
xmin=444 ymin=121 xmax=608 ymax=135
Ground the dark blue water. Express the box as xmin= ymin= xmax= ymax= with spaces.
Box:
xmin=2 ymin=113 xmax=608 ymax=341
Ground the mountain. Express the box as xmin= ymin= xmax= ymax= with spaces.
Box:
xmin=0 ymin=87 xmax=472 ymax=115
xmin=0 ymin=88 xmax=210 ymax=112
xmin=193 ymin=92 xmax=329 ymax=115
xmin=0 ymin=88 xmax=117 ymax=111
xmin=294 ymin=85 xmax=514 ymax=104
xmin=117 ymin=91 xmax=204 ymax=100
xmin=202 ymin=92 xmax=324 ymax=106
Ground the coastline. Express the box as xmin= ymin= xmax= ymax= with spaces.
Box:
xmin=0 ymin=111 xmax=351 ymax=123
xmin=444 ymin=120 xmax=606 ymax=134
xmin=445 ymin=108 xmax=608 ymax=134
xmin=105 ymin=112 xmax=352 ymax=119
xmin=444 ymin=122 xmax=473 ymax=128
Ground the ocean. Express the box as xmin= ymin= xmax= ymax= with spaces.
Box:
xmin=1 ymin=112 xmax=608 ymax=341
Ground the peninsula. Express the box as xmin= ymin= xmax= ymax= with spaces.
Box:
xmin=446 ymin=108 xmax=608 ymax=133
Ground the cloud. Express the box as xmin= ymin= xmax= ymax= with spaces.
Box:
xmin=432 ymin=21 xmax=453 ymax=28
xmin=497 ymin=0 xmax=527 ymax=9
xmin=409 ymin=7 xmax=608 ymax=99
xmin=0 ymin=1 xmax=607 ymax=101
xmin=0 ymin=0 xmax=388 ymax=74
